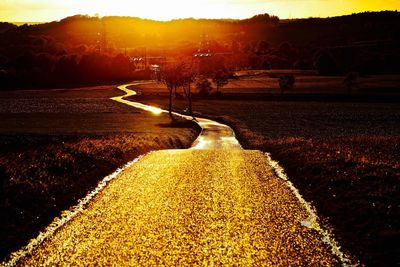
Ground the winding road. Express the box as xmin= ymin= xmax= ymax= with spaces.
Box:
xmin=111 ymin=84 xmax=242 ymax=150
xmin=6 ymin=83 xmax=350 ymax=266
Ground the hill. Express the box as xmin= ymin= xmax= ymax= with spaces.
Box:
xmin=0 ymin=11 xmax=399 ymax=89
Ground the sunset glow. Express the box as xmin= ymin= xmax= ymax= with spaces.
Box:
xmin=1 ymin=0 xmax=400 ymax=22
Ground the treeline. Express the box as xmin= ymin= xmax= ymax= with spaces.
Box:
xmin=13 ymin=12 xmax=398 ymax=48
xmin=0 ymin=22 xmax=16 ymax=33
xmin=227 ymin=11 xmax=400 ymax=74
xmin=0 ymin=51 xmax=136 ymax=89
xmin=0 ymin=30 xmax=139 ymax=89
xmin=1 ymin=11 xmax=400 ymax=89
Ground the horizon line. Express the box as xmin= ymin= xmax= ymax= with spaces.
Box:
xmin=5 ymin=9 xmax=398 ymax=24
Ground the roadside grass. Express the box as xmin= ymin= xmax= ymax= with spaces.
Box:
xmin=0 ymin=87 xmax=200 ymax=260
xmin=135 ymin=81 xmax=400 ymax=266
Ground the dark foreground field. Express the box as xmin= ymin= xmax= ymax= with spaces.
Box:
xmin=0 ymin=86 xmax=200 ymax=260
xmin=135 ymin=81 xmax=400 ymax=266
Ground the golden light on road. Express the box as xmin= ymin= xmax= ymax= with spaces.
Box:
xmin=143 ymin=106 xmax=163 ymax=115
xmin=112 ymin=85 xmax=164 ymax=116
xmin=191 ymin=136 xmax=209 ymax=150
xmin=18 ymin=150 xmax=342 ymax=266
xmin=114 ymin=83 xmax=242 ymax=149
xmin=1 ymin=0 xmax=399 ymax=22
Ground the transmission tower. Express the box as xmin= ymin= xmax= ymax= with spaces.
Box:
xmin=199 ymin=33 xmax=211 ymax=54
xmin=97 ymin=18 xmax=107 ymax=53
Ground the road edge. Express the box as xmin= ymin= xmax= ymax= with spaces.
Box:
xmin=264 ymin=152 xmax=357 ymax=267
xmin=1 ymin=153 xmax=153 ymax=267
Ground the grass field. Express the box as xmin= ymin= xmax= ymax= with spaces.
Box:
xmin=139 ymin=74 xmax=400 ymax=95
xmin=135 ymin=80 xmax=400 ymax=266
xmin=0 ymin=86 xmax=200 ymax=260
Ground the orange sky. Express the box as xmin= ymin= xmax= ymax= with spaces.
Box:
xmin=1 ymin=0 xmax=399 ymax=22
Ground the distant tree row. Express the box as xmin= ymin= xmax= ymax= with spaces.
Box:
xmin=313 ymin=46 xmax=400 ymax=75
xmin=0 ymin=22 xmax=16 ymax=33
xmin=6 ymin=11 xmax=399 ymax=48
xmin=0 ymin=51 xmax=136 ymax=89
xmin=1 ymin=11 xmax=400 ymax=89
xmin=0 ymin=28 xmax=145 ymax=89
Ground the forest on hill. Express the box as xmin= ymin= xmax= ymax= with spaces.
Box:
xmin=0 ymin=11 xmax=399 ymax=89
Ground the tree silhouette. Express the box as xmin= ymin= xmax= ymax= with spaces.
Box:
xmin=278 ymin=75 xmax=295 ymax=94
xmin=159 ymin=63 xmax=185 ymax=120
xmin=180 ymin=65 xmax=196 ymax=117
xmin=255 ymin=40 xmax=270 ymax=55
xmin=343 ymin=72 xmax=358 ymax=94
xmin=196 ymin=78 xmax=212 ymax=97
xmin=53 ymin=55 xmax=79 ymax=83
xmin=212 ymin=69 xmax=229 ymax=94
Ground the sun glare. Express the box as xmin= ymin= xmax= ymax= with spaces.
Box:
xmin=65 ymin=0 xmax=235 ymax=21
xmin=1 ymin=0 xmax=400 ymax=22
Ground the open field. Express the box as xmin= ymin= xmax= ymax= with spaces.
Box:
xmin=139 ymin=74 xmax=400 ymax=96
xmin=134 ymin=81 xmax=400 ymax=266
xmin=0 ymin=86 xmax=200 ymax=260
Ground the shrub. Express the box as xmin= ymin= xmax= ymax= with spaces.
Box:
xmin=278 ymin=75 xmax=295 ymax=93
xmin=343 ymin=72 xmax=358 ymax=94
xmin=212 ymin=69 xmax=230 ymax=92
xmin=196 ymin=78 xmax=212 ymax=96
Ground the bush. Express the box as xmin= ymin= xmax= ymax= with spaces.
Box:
xmin=212 ymin=69 xmax=230 ymax=92
xmin=196 ymin=78 xmax=212 ymax=96
xmin=278 ymin=75 xmax=295 ymax=93
xmin=343 ymin=72 xmax=358 ymax=93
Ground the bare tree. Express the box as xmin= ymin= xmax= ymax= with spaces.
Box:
xmin=158 ymin=62 xmax=196 ymax=119
xmin=212 ymin=69 xmax=229 ymax=94
xmin=180 ymin=65 xmax=196 ymax=117
xmin=159 ymin=63 xmax=184 ymax=120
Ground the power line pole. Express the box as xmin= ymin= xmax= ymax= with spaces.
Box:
xmin=97 ymin=18 xmax=107 ymax=53
xmin=100 ymin=19 xmax=107 ymax=53
xmin=144 ymin=47 xmax=147 ymax=69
